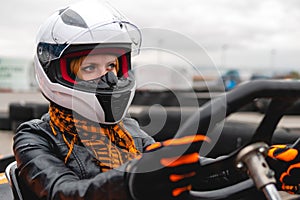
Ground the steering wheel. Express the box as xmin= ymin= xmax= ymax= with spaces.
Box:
xmin=174 ymin=79 xmax=300 ymax=200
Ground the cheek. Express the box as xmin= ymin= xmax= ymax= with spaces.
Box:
xmin=75 ymin=70 xmax=99 ymax=81
xmin=79 ymin=68 xmax=108 ymax=81
xmin=83 ymin=73 xmax=102 ymax=80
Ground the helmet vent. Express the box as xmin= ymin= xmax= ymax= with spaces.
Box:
xmin=61 ymin=9 xmax=88 ymax=28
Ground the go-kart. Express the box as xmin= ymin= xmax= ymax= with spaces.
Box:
xmin=180 ymin=79 xmax=300 ymax=200
xmin=1 ymin=79 xmax=300 ymax=200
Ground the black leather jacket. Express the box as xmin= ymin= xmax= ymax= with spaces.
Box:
xmin=13 ymin=114 xmax=155 ymax=200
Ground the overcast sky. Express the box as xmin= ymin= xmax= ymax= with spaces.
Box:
xmin=1 ymin=0 xmax=300 ymax=71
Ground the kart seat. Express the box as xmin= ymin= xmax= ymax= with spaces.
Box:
xmin=5 ymin=161 xmax=23 ymax=200
xmin=5 ymin=161 xmax=39 ymax=200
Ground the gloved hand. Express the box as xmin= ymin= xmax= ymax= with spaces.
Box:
xmin=267 ymin=139 xmax=300 ymax=194
xmin=125 ymin=135 xmax=210 ymax=200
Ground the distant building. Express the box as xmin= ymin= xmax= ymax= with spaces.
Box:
xmin=0 ymin=57 xmax=37 ymax=92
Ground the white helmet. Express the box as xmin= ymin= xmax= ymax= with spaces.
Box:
xmin=34 ymin=0 xmax=142 ymax=124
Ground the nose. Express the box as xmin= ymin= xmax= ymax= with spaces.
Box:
xmin=97 ymin=65 xmax=108 ymax=77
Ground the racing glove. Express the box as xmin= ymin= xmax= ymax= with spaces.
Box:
xmin=267 ymin=139 xmax=300 ymax=194
xmin=125 ymin=135 xmax=210 ymax=200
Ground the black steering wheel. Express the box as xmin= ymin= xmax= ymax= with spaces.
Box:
xmin=174 ymin=79 xmax=300 ymax=200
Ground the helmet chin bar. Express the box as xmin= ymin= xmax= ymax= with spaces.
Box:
xmin=97 ymin=73 xmax=132 ymax=123
xmin=75 ymin=72 xmax=134 ymax=123
xmin=78 ymin=72 xmax=133 ymax=123
xmin=96 ymin=91 xmax=131 ymax=123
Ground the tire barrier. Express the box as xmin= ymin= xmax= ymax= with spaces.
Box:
xmin=130 ymin=107 xmax=300 ymax=158
xmin=9 ymin=102 xmax=49 ymax=132
xmin=0 ymin=112 xmax=10 ymax=130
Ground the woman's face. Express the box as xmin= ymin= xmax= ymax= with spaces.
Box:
xmin=76 ymin=54 xmax=118 ymax=81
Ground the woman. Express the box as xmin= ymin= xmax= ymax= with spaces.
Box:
xmin=13 ymin=1 xmax=207 ymax=199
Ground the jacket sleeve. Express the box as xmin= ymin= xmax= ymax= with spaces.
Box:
xmin=122 ymin=117 xmax=155 ymax=151
xmin=13 ymin=120 xmax=132 ymax=200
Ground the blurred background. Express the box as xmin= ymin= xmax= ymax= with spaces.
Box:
xmin=1 ymin=0 xmax=300 ymax=157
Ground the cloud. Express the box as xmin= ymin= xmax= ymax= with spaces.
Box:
xmin=0 ymin=0 xmax=300 ymax=69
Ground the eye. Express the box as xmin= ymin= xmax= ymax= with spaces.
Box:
xmin=107 ymin=63 xmax=117 ymax=71
xmin=82 ymin=64 xmax=96 ymax=72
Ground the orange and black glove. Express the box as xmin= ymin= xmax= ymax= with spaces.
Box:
xmin=267 ymin=139 xmax=300 ymax=194
xmin=125 ymin=135 xmax=210 ymax=200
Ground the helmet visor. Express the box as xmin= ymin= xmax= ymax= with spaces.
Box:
xmin=54 ymin=43 xmax=134 ymax=93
